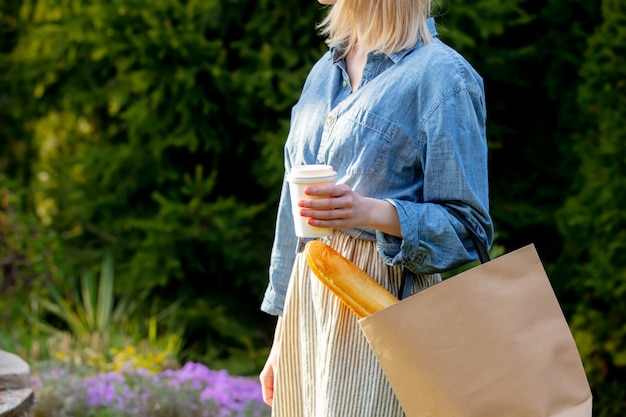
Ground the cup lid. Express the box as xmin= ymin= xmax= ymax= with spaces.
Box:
xmin=287 ymin=164 xmax=338 ymax=183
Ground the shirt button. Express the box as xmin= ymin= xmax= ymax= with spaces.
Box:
xmin=342 ymin=80 xmax=348 ymax=88
xmin=327 ymin=116 xmax=335 ymax=126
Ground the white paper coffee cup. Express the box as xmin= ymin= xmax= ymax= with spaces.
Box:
xmin=287 ymin=164 xmax=338 ymax=238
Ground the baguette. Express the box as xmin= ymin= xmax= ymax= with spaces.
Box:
xmin=304 ymin=240 xmax=399 ymax=318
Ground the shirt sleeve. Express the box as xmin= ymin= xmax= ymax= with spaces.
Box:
xmin=376 ymin=84 xmax=494 ymax=273
xmin=260 ymin=176 xmax=299 ymax=316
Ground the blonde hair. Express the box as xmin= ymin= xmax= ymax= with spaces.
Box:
xmin=317 ymin=0 xmax=433 ymax=57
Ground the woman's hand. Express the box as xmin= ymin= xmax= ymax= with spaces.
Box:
xmin=298 ymin=184 xmax=402 ymax=237
xmin=260 ymin=347 xmax=278 ymax=406
xmin=260 ymin=316 xmax=283 ymax=407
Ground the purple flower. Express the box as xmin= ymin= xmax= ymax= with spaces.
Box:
xmin=33 ymin=362 xmax=270 ymax=417
xmin=161 ymin=362 xmax=267 ymax=417
xmin=85 ymin=372 xmax=126 ymax=407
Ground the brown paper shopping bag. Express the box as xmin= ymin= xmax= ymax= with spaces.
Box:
xmin=359 ymin=243 xmax=592 ymax=417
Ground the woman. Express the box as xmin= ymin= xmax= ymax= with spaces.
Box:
xmin=259 ymin=0 xmax=494 ymax=415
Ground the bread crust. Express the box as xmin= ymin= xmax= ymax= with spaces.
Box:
xmin=304 ymin=240 xmax=399 ymax=318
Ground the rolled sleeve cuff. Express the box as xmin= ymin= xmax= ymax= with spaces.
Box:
xmin=260 ymin=284 xmax=285 ymax=316
xmin=375 ymin=198 xmax=410 ymax=266
xmin=375 ymin=229 xmax=403 ymax=265
xmin=375 ymin=199 xmax=430 ymax=270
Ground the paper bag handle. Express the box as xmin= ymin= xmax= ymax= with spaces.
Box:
xmin=446 ymin=206 xmax=491 ymax=264
xmin=399 ymin=206 xmax=490 ymax=299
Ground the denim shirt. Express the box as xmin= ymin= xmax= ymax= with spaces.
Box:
xmin=261 ymin=18 xmax=494 ymax=316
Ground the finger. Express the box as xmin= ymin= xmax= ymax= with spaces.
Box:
xmin=301 ymin=207 xmax=347 ymax=220
xmin=260 ymin=364 xmax=275 ymax=407
xmin=261 ymin=375 xmax=274 ymax=406
xmin=307 ymin=216 xmax=347 ymax=229
xmin=299 ymin=198 xmax=335 ymax=210
xmin=304 ymin=183 xmax=348 ymax=197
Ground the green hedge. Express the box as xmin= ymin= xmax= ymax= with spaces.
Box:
xmin=2 ymin=0 xmax=328 ymax=373
xmin=557 ymin=0 xmax=626 ymax=413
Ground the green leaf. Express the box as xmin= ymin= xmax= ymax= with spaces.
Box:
xmin=80 ymin=271 xmax=97 ymax=330
xmin=39 ymin=288 xmax=89 ymax=337
xmin=96 ymin=252 xmax=115 ymax=332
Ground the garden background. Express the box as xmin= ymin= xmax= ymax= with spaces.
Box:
xmin=0 ymin=0 xmax=624 ymax=416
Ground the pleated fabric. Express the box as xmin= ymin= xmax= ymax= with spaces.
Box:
xmin=272 ymin=230 xmax=441 ymax=417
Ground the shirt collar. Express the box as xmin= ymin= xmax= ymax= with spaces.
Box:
xmin=330 ymin=17 xmax=437 ymax=63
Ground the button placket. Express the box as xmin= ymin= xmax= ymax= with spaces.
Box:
xmin=318 ymin=111 xmax=338 ymax=163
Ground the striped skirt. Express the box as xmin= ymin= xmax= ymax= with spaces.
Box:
xmin=272 ymin=230 xmax=440 ymax=417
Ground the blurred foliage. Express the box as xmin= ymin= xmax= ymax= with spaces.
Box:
xmin=0 ymin=177 xmax=65 ymax=360
xmin=1 ymin=0 xmax=625 ymax=413
xmin=0 ymin=178 xmax=62 ymax=293
xmin=4 ymin=252 xmax=182 ymax=373
xmin=26 ymin=253 xmax=182 ymax=373
xmin=1 ymin=0 xmax=34 ymax=187
xmin=438 ymin=0 xmax=601 ymax=266
xmin=2 ymin=0 xmax=328 ymax=374
xmin=556 ymin=0 xmax=626 ymax=412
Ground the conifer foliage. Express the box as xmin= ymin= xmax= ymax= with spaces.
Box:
xmin=557 ymin=0 xmax=626 ymax=412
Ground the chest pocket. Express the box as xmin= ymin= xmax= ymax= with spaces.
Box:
xmin=330 ymin=107 xmax=400 ymax=175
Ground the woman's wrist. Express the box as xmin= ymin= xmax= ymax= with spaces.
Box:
xmin=363 ymin=198 xmax=401 ymax=237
